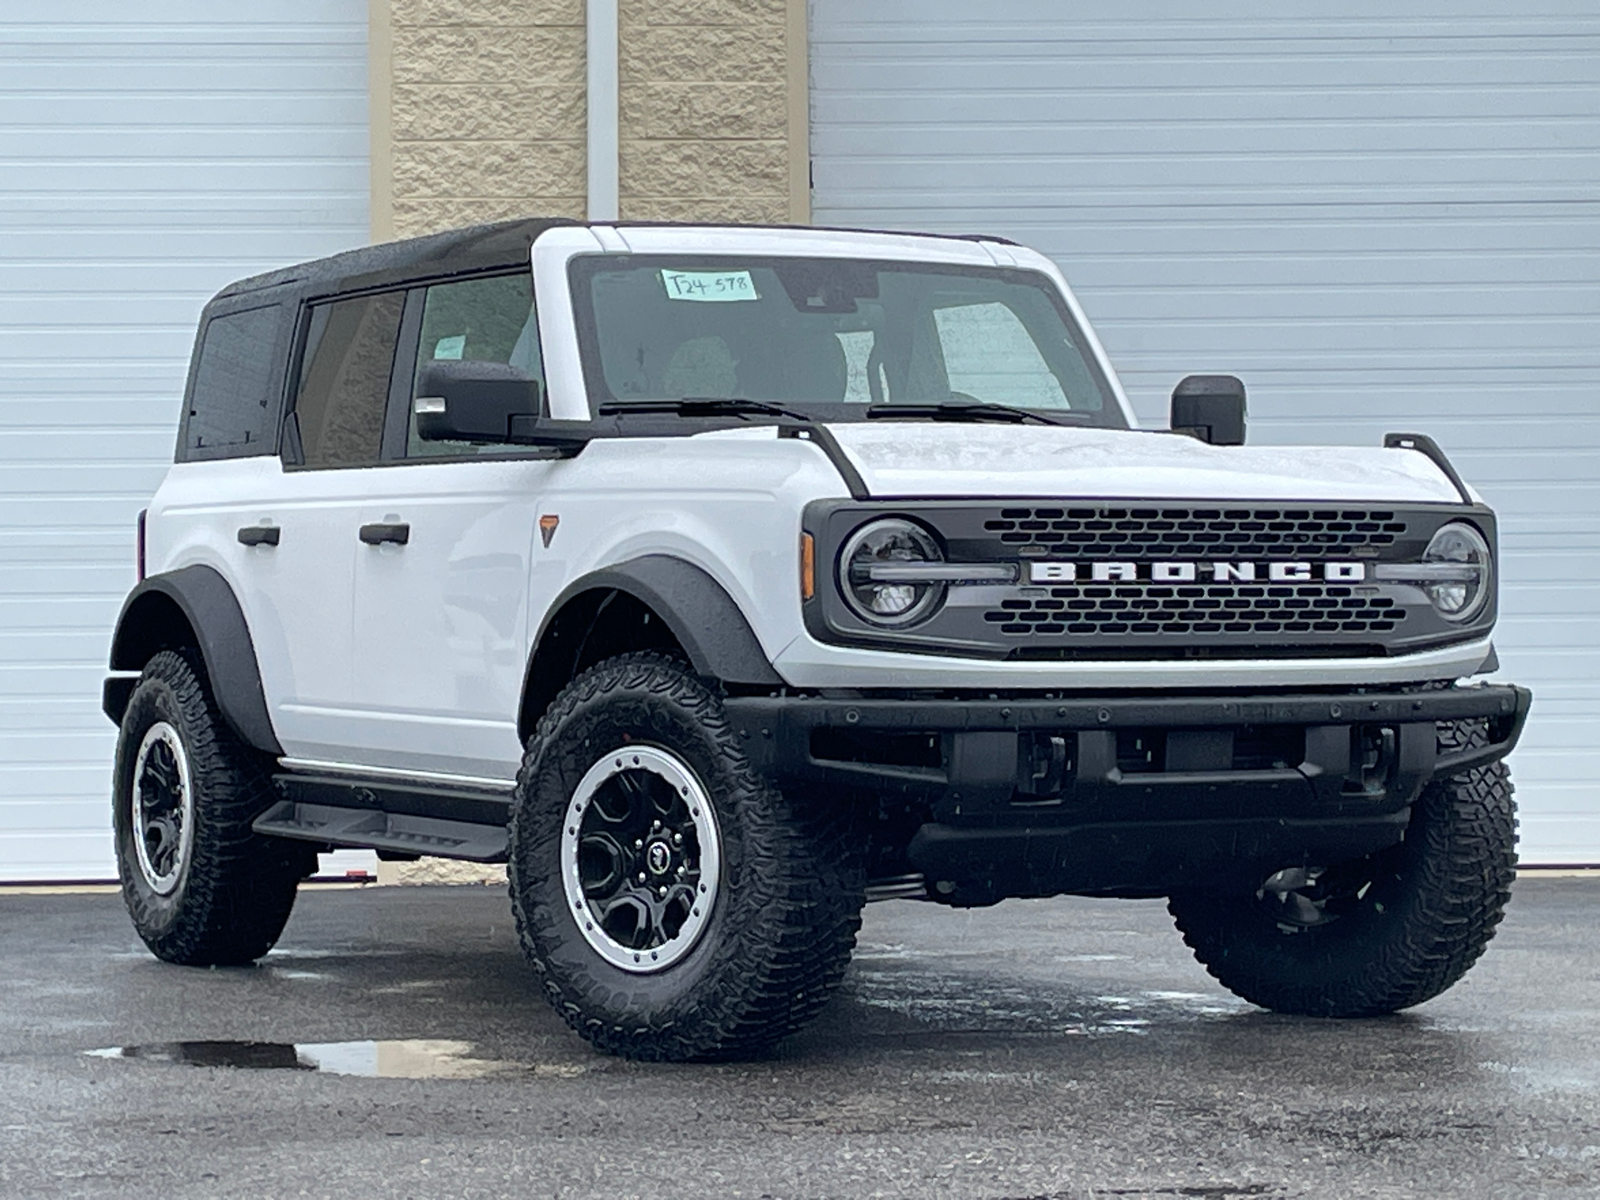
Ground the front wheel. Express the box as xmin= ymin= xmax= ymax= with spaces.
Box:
xmin=1169 ymin=719 xmax=1517 ymax=1017
xmin=508 ymin=652 xmax=865 ymax=1061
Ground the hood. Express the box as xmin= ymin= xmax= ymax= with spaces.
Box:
xmin=819 ymin=423 xmax=1466 ymax=504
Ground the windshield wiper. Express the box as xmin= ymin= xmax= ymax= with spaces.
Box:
xmin=598 ymin=397 xmax=817 ymax=423
xmin=597 ymin=396 xmax=871 ymax=500
xmin=866 ymin=401 xmax=1090 ymax=426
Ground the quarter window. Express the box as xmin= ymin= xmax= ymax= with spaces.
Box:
xmin=292 ymin=291 xmax=404 ymax=468
xmin=409 ymin=273 xmax=541 ymax=457
xmin=185 ymin=304 xmax=285 ymax=458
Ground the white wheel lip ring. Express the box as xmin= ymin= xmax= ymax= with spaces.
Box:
xmin=131 ymin=721 xmax=195 ymax=896
xmin=561 ymin=744 xmax=722 ymax=975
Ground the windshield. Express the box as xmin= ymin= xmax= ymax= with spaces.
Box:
xmin=569 ymin=255 xmax=1125 ymax=427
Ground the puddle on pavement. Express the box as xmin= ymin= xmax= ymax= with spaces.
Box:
xmin=85 ymin=1038 xmax=526 ymax=1079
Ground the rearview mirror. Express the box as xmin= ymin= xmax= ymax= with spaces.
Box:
xmin=415 ymin=361 xmax=541 ymax=443
xmin=1170 ymin=375 xmax=1247 ymax=446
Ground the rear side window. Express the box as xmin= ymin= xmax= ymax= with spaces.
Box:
xmin=184 ymin=304 xmax=284 ymax=459
xmin=291 ymin=291 xmax=405 ymax=468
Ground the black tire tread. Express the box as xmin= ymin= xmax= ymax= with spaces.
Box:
xmin=1170 ymin=717 xmax=1516 ymax=1017
xmin=508 ymin=651 xmax=864 ymax=1061
xmin=115 ymin=650 xmax=307 ymax=966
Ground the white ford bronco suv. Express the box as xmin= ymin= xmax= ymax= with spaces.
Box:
xmin=105 ymin=219 xmax=1530 ymax=1061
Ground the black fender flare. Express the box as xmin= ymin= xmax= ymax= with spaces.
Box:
xmin=105 ymin=564 xmax=282 ymax=756
xmin=523 ymin=555 xmax=784 ymax=732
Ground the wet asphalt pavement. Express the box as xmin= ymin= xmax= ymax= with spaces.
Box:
xmin=1 ymin=879 xmax=1597 ymax=1199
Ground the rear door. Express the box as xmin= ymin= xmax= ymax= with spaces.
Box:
xmin=230 ymin=288 xmax=406 ymax=766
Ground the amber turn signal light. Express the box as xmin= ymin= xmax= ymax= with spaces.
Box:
xmin=800 ymin=532 xmax=815 ymax=601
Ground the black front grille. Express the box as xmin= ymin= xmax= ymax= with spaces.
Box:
xmin=984 ymin=582 xmax=1406 ymax=639
xmin=981 ymin=506 xmax=1410 ymax=558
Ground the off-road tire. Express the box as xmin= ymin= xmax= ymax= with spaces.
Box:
xmin=508 ymin=652 xmax=865 ymax=1061
xmin=1168 ymin=718 xmax=1516 ymax=1017
xmin=113 ymin=650 xmax=312 ymax=965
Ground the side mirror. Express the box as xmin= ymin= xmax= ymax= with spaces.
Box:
xmin=415 ymin=361 xmax=541 ymax=443
xmin=1170 ymin=375 xmax=1247 ymax=446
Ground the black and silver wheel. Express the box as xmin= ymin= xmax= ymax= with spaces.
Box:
xmin=561 ymin=744 xmax=723 ymax=973
xmin=1169 ymin=719 xmax=1517 ymax=1017
xmin=129 ymin=721 xmax=196 ymax=896
xmin=509 ymin=652 xmax=865 ymax=1061
xmin=114 ymin=650 xmax=314 ymax=966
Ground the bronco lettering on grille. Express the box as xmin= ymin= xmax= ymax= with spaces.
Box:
xmin=1028 ymin=561 xmax=1368 ymax=584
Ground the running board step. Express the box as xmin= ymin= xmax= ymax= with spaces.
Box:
xmin=253 ymin=800 xmax=508 ymax=863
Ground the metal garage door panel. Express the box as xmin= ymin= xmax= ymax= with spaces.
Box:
xmin=811 ymin=0 xmax=1600 ymax=862
xmin=0 ymin=3 xmax=369 ymax=881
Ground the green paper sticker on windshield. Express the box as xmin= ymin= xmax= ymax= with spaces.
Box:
xmin=432 ymin=335 xmax=466 ymax=360
xmin=660 ymin=269 xmax=759 ymax=302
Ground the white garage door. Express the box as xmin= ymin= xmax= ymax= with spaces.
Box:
xmin=0 ymin=3 xmax=369 ymax=881
xmin=811 ymin=1 xmax=1600 ymax=863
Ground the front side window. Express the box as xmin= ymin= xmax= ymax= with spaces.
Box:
xmin=291 ymin=291 xmax=404 ymax=468
xmin=185 ymin=304 xmax=285 ymax=459
xmin=569 ymin=255 xmax=1122 ymax=426
xmin=408 ymin=272 xmax=540 ymax=457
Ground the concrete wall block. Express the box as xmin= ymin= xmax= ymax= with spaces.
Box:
xmin=620 ymin=138 xmax=787 ymax=198
xmin=641 ymin=0 xmax=785 ymax=26
xmin=395 ymin=84 xmax=584 ymax=141
xmin=394 ymin=139 xmax=586 ymax=198
xmin=642 ymin=83 xmax=784 ymax=139
xmin=392 ymin=197 xmax=584 ymax=238
xmin=392 ymin=25 xmax=585 ymax=85
xmin=393 ymin=0 xmax=582 ymax=26
xmin=628 ymin=25 xmax=785 ymax=83
xmin=622 ymin=195 xmax=790 ymax=224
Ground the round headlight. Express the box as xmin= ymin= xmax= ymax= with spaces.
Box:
xmin=1421 ymin=522 xmax=1492 ymax=621
xmin=839 ymin=519 xmax=945 ymax=626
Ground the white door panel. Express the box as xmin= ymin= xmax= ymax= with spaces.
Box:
xmin=349 ymin=462 xmax=552 ymax=780
xmin=153 ymin=459 xmax=363 ymax=764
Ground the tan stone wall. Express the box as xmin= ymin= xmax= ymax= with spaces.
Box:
xmin=376 ymin=0 xmax=589 ymax=239
xmin=374 ymin=0 xmax=808 ymax=240
xmin=618 ymin=0 xmax=801 ymax=224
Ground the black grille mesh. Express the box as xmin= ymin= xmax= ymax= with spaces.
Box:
xmin=982 ymin=506 xmax=1409 ymax=558
xmin=984 ymin=583 xmax=1406 ymax=639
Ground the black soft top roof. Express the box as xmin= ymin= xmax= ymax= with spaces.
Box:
xmin=216 ymin=217 xmax=580 ymax=299
xmin=212 ymin=218 xmax=1021 ymax=304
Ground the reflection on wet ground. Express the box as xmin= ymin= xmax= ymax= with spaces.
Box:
xmin=850 ymin=937 xmax=1250 ymax=1037
xmin=86 ymin=1039 xmax=519 ymax=1079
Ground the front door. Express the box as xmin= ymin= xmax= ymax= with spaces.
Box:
xmin=347 ymin=272 xmax=553 ymax=782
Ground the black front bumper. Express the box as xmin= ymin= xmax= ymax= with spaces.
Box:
xmin=724 ymin=683 xmax=1531 ymax=900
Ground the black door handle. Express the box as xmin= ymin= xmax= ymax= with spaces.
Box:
xmin=359 ymin=522 xmax=410 ymax=546
xmin=237 ymin=525 xmax=280 ymax=547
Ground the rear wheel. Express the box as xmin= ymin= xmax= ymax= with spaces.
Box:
xmin=1169 ymin=719 xmax=1516 ymax=1017
xmin=113 ymin=650 xmax=313 ymax=966
xmin=508 ymin=652 xmax=865 ymax=1061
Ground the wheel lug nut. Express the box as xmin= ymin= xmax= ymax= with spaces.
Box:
xmin=637 ymin=873 xmax=646 ymax=883
xmin=672 ymin=832 xmax=682 ymax=845
xmin=634 ymin=839 xmax=643 ymax=849
xmin=658 ymin=886 xmax=667 ymax=898
xmin=652 ymin=820 xmax=662 ymax=830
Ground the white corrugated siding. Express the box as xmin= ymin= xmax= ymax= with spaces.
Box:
xmin=810 ymin=0 xmax=1600 ymax=863
xmin=0 ymin=3 xmax=369 ymax=881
